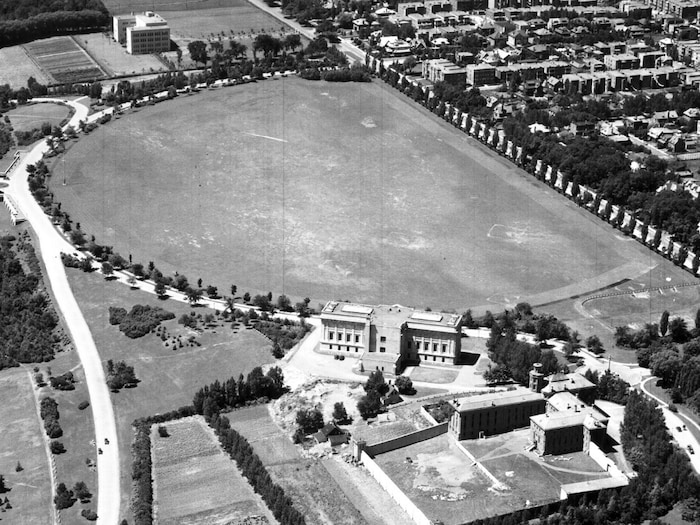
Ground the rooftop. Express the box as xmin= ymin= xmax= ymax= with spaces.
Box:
xmin=321 ymin=301 xmax=461 ymax=330
xmin=454 ymin=389 xmax=543 ymax=413
xmin=531 ymin=411 xmax=588 ymax=430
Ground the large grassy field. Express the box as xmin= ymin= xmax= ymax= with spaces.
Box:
xmin=0 ymin=46 xmax=50 ymax=89
xmin=79 ymin=33 xmax=167 ymax=77
xmin=53 ymin=78 xmax=654 ymax=311
xmin=65 ymin=268 xmax=276 ymax=522
xmin=151 ymin=416 xmax=274 ymax=524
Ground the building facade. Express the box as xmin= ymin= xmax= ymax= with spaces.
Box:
xmin=319 ymin=301 xmax=463 ymax=374
xmin=114 ymin=12 xmax=170 ymax=54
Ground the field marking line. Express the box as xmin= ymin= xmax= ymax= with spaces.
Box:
xmin=242 ymin=131 xmax=287 ymax=143
xmin=35 ymin=50 xmax=85 ymax=59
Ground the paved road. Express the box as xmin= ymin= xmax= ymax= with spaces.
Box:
xmin=5 ymin=97 xmax=121 ymax=525
xmin=640 ymin=377 xmax=700 ymax=472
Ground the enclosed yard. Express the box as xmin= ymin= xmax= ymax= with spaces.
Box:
xmin=375 ymin=430 xmax=611 ymax=524
xmin=151 ymin=416 xmax=273 ymax=524
xmin=24 ymin=36 xmax=106 ymax=84
xmin=4 ymin=102 xmax=71 ymax=133
xmin=53 ymin=78 xmax=654 ymax=312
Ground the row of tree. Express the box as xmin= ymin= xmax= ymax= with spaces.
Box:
xmin=0 ymin=234 xmax=59 ymax=370
xmin=40 ymin=396 xmax=62 ymax=439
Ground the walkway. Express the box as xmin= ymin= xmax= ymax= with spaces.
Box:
xmin=4 ymin=97 xmax=121 ymax=525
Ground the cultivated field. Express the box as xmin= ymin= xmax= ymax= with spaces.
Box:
xmin=4 ymin=102 xmax=71 ymax=133
xmin=53 ymin=78 xmax=655 ymax=311
xmin=24 ymin=37 xmax=106 ymax=84
xmin=151 ymin=416 xmax=273 ymax=524
xmin=0 ymin=46 xmax=50 ymax=88
xmin=0 ymin=368 xmax=52 ymax=525
xmin=376 ymin=430 xmax=609 ymax=524
xmin=79 ymin=33 xmax=167 ymax=77
xmin=227 ymin=404 xmax=375 ymax=525
xmin=66 ymin=269 xmax=276 ymax=521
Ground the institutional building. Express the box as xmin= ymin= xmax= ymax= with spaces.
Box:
xmin=113 ymin=12 xmax=170 ymax=54
xmin=422 ymin=59 xmax=467 ymax=85
xmin=449 ymin=389 xmax=546 ymax=439
xmin=319 ymin=301 xmax=463 ymax=374
xmin=450 ymin=363 xmax=609 ymax=453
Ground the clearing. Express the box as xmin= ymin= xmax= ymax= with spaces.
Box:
xmin=53 ymin=77 xmax=651 ymax=311
xmin=151 ymin=415 xmax=274 ymax=524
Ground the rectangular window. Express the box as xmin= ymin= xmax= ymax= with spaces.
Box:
xmin=346 ymin=333 xmax=351 ymax=342
xmin=433 ymin=343 xmax=438 ymax=352
xmin=380 ymin=336 xmax=386 ymax=342
xmin=329 ymin=332 xmax=334 ymax=340
xmin=355 ymin=334 xmax=360 ymax=343
xmin=424 ymin=342 xmax=429 ymax=350
xmin=442 ymin=344 xmax=447 ymax=353
xmin=380 ymin=347 xmax=386 ymax=353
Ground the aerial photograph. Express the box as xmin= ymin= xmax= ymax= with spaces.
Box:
xmin=2 ymin=0 xmax=700 ymax=523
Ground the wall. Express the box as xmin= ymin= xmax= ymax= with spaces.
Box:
xmin=361 ymin=450 xmax=432 ymax=525
xmin=365 ymin=422 xmax=448 ymax=456
xmin=587 ymin=441 xmax=625 ymax=478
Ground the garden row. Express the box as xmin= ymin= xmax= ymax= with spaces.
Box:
xmin=369 ymin=55 xmax=700 ymax=278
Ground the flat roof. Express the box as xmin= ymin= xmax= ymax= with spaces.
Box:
xmin=454 ymin=389 xmax=544 ymax=413
xmin=531 ymin=412 xmax=587 ymax=430
xmin=561 ymin=477 xmax=629 ymax=496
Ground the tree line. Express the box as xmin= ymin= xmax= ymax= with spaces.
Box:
xmin=0 ymin=9 xmax=109 ymax=48
xmin=0 ymin=234 xmax=59 ymax=370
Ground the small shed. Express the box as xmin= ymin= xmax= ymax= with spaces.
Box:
xmin=313 ymin=423 xmax=349 ymax=446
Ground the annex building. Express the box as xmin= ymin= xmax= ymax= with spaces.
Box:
xmin=319 ymin=301 xmax=463 ymax=374
xmin=113 ymin=12 xmax=170 ymax=54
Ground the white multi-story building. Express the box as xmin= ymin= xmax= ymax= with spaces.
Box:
xmin=113 ymin=12 xmax=170 ymax=54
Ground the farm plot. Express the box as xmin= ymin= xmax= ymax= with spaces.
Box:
xmin=226 ymin=405 xmax=368 ymax=525
xmin=24 ymin=37 xmax=106 ymax=84
xmin=151 ymin=416 xmax=273 ymax=524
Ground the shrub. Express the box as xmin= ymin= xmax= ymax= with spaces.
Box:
xmin=110 ymin=305 xmax=175 ymax=338
xmin=49 ymin=371 xmax=75 ymax=391
xmin=157 ymin=425 xmax=169 ymax=438
xmin=78 ymin=400 xmax=90 ymax=410
xmin=50 ymin=440 xmax=66 ymax=454
xmin=108 ymin=307 xmax=127 ymax=325
xmin=81 ymin=509 xmax=98 ymax=521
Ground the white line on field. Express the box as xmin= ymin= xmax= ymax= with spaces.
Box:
xmin=242 ymin=132 xmax=287 ymax=143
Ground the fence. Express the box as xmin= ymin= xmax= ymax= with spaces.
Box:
xmin=365 ymin=422 xmax=448 ymax=456
xmin=360 ymin=451 xmax=431 ymax=525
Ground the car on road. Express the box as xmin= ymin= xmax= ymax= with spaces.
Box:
xmin=98 ymin=448 xmax=103 ymax=455
xmin=677 ymin=426 xmax=682 ymax=432
xmin=689 ymin=445 xmax=695 ymax=455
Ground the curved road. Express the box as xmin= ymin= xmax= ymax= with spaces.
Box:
xmin=5 ymin=98 xmax=120 ymax=525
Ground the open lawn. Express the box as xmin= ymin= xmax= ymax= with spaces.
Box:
xmin=226 ymin=405 xmax=371 ymax=525
xmin=24 ymin=37 xmax=105 ymax=84
xmin=0 ymin=368 xmax=52 ymax=525
xmin=66 ymin=268 xmax=276 ymax=522
xmin=409 ymin=366 xmax=459 ymax=384
xmin=79 ymin=33 xmax=167 ymax=77
xmin=53 ymin=78 xmax=656 ymax=312
xmin=167 ymin=6 xmax=287 ymax=41
xmin=0 ymin=46 xmax=50 ymax=89
xmin=104 ymin=0 xmax=254 ymax=14
xmin=4 ymin=102 xmax=71 ymax=133
xmin=151 ymin=416 xmax=274 ymax=524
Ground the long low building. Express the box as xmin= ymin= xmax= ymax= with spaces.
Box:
xmin=320 ymin=301 xmax=463 ymax=374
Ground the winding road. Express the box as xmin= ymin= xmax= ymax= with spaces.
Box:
xmin=5 ymin=97 xmax=120 ymax=525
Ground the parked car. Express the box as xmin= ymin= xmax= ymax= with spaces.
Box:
xmin=688 ymin=445 xmax=695 ymax=455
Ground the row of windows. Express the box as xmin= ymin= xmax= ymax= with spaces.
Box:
xmin=408 ymin=340 xmax=450 ymax=353
xmin=328 ymin=331 xmax=361 ymax=343
xmin=326 ymin=344 xmax=359 ymax=352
